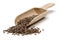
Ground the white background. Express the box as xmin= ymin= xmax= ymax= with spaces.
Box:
xmin=0 ymin=0 xmax=60 ymax=40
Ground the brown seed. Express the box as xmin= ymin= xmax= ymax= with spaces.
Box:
xmin=3 ymin=15 xmax=41 ymax=36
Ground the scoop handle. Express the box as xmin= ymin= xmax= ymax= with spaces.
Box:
xmin=41 ymin=3 xmax=55 ymax=9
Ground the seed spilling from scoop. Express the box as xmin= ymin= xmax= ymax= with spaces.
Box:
xmin=3 ymin=3 xmax=55 ymax=36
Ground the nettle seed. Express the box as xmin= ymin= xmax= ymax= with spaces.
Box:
xmin=3 ymin=15 xmax=41 ymax=36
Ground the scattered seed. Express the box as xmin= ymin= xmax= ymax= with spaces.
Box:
xmin=3 ymin=15 xmax=41 ymax=36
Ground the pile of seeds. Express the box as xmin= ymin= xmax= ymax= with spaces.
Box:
xmin=3 ymin=15 xmax=41 ymax=35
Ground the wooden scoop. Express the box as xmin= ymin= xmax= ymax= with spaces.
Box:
xmin=15 ymin=3 xmax=55 ymax=26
